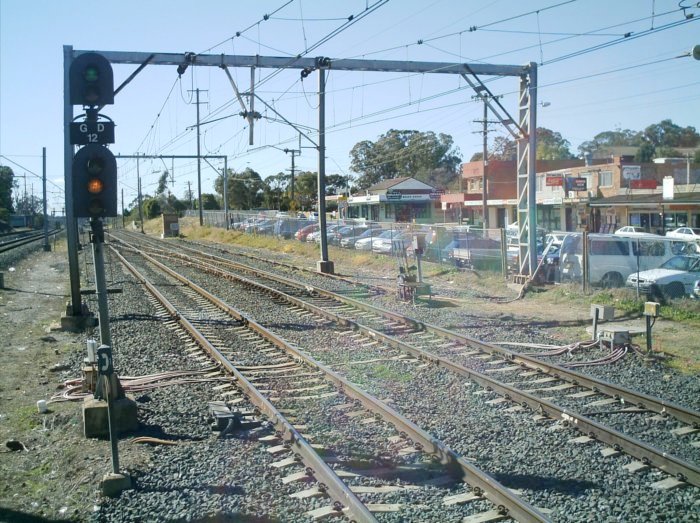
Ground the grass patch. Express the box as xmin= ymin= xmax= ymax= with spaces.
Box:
xmin=12 ymin=405 xmax=41 ymax=431
xmin=371 ymin=364 xmax=413 ymax=383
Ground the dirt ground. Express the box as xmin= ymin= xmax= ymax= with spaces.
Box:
xmin=0 ymin=243 xmax=125 ymax=522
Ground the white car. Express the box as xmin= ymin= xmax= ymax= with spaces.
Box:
xmin=615 ymin=226 xmax=649 ymax=236
xmin=372 ymin=233 xmax=409 ymax=254
xmin=666 ymin=227 xmax=700 ymax=240
xmin=355 ymin=230 xmax=394 ymax=251
xmin=626 ymin=255 xmax=700 ymax=298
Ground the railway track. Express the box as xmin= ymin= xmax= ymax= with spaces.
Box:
xmin=0 ymin=230 xmax=58 ymax=254
xmin=111 ymin=241 xmax=550 ymax=522
xmin=110 ymin=232 xmax=700 ymax=485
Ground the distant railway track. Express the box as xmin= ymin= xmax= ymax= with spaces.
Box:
xmin=111 ymin=240 xmax=550 ymax=522
xmin=0 ymin=230 xmax=57 ymax=254
xmin=110 ymin=231 xmax=700 ymax=492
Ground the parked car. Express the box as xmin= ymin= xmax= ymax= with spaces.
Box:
xmin=693 ymin=279 xmax=700 ymax=299
xmin=295 ymin=223 xmax=319 ymax=241
xmin=666 ymin=227 xmax=700 ymax=240
xmin=340 ymin=227 xmax=381 ymax=248
xmin=452 ymin=236 xmax=502 ymax=268
xmin=355 ymin=229 xmax=396 ymax=251
xmin=559 ymin=233 xmax=676 ymax=287
xmin=328 ymin=225 xmax=369 ymax=245
xmin=615 ymin=226 xmax=649 ymax=236
xmin=372 ymin=232 xmax=410 ymax=254
xmin=310 ymin=224 xmax=344 ymax=243
xmin=626 ymin=255 xmax=700 ymax=298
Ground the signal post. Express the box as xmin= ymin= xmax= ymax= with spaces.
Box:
xmin=67 ymin=52 xmax=135 ymax=497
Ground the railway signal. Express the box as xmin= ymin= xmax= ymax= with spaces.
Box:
xmin=72 ymin=143 xmax=117 ymax=218
xmin=69 ymin=52 xmax=114 ymax=107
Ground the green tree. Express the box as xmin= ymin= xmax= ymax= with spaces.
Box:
xmin=537 ymin=128 xmax=575 ymax=160
xmin=199 ymin=193 xmax=220 ymax=210
xmin=156 ymin=171 xmax=170 ymax=195
xmin=577 ymin=128 xmax=641 ymax=156
xmin=643 ymin=119 xmax=700 ymax=148
xmin=143 ymin=197 xmax=162 ymax=219
xmin=349 ymin=130 xmax=461 ymax=189
xmin=214 ymin=167 xmax=263 ymax=210
xmin=295 ymin=171 xmax=317 ymax=210
xmin=0 ymin=166 xmax=15 ymax=223
xmin=635 ymin=142 xmax=656 ymax=163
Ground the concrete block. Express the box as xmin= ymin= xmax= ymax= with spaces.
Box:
xmin=101 ymin=472 xmax=132 ymax=497
xmin=83 ymin=395 xmax=138 ymax=438
xmin=316 ymin=260 xmax=335 ymax=274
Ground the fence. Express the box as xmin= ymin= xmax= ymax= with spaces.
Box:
xmin=182 ymin=211 xmax=700 ymax=297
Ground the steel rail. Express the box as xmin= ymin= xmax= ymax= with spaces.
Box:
xmin=117 ymin=239 xmax=700 ymax=488
xmin=112 ymin=239 xmax=551 ymax=523
xmin=0 ymin=231 xmax=59 ymax=254
xmin=114 ymin=233 xmax=700 ymax=427
xmin=110 ymin=246 xmax=378 ymax=523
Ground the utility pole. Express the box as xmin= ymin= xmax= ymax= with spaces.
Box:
xmin=316 ymin=64 xmax=333 ymax=274
xmin=223 ymin=156 xmax=229 ymax=229
xmin=137 ymin=154 xmax=144 ymax=233
xmin=121 ymin=188 xmax=125 ymax=229
xmin=473 ymin=95 xmax=500 ymax=230
xmin=187 ymin=181 xmax=193 ymax=209
xmin=284 ymin=147 xmax=299 ymax=205
xmin=42 ymin=147 xmax=50 ymax=251
xmin=190 ymin=88 xmax=208 ymax=226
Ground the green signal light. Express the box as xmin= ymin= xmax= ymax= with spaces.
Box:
xmin=84 ymin=66 xmax=99 ymax=83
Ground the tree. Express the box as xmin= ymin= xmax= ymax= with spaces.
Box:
xmin=0 ymin=166 xmax=15 ymax=223
xmin=349 ymin=130 xmax=461 ymax=189
xmin=142 ymin=197 xmax=161 ymax=219
xmin=577 ymin=128 xmax=641 ymax=156
xmin=156 ymin=171 xmax=170 ymax=196
xmin=536 ymin=128 xmax=575 ymax=160
xmin=200 ymin=193 xmax=220 ymax=210
xmin=643 ymin=119 xmax=700 ymax=148
xmin=295 ymin=171 xmax=317 ymax=210
xmin=635 ymin=142 xmax=656 ymax=163
xmin=214 ymin=167 xmax=263 ymax=210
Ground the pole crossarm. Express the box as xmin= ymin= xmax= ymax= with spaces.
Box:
xmin=74 ymin=50 xmax=529 ymax=77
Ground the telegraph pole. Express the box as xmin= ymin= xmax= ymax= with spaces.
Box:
xmin=473 ymin=95 xmax=499 ymax=230
xmin=42 ymin=147 xmax=50 ymax=251
xmin=189 ymin=88 xmax=208 ymax=226
xmin=137 ymin=154 xmax=144 ymax=233
xmin=285 ymin=147 xmax=299 ymax=204
xmin=121 ymin=188 xmax=125 ymax=228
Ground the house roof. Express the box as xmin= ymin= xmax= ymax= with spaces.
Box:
xmin=366 ymin=176 xmax=435 ymax=192
xmin=589 ymin=191 xmax=700 ymax=207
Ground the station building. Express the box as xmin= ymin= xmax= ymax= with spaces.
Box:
xmin=345 ymin=177 xmax=440 ymax=223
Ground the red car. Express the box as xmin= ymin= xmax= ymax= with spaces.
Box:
xmin=295 ymin=223 xmax=319 ymax=241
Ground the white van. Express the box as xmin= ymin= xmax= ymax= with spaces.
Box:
xmin=560 ymin=233 xmax=676 ymax=287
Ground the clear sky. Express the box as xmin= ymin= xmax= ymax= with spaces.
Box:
xmin=1 ymin=0 xmax=699 ymax=213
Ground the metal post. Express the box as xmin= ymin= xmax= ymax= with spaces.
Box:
xmin=316 ymin=65 xmax=333 ymax=274
xmin=89 ymin=218 xmax=119 ymax=474
xmin=582 ymin=230 xmax=589 ymax=294
xmin=592 ymin=308 xmax=600 ymax=341
xmin=482 ymin=100 xmax=489 ymax=229
xmin=42 ymin=147 xmax=50 ymax=251
xmin=500 ymin=228 xmax=507 ymax=278
xmin=223 ymin=157 xmax=229 ymax=230
xmin=137 ymin=155 xmax=144 ymax=233
xmin=646 ymin=315 xmax=652 ymax=353
xmin=196 ymin=88 xmax=203 ymax=226
xmin=121 ymin=188 xmax=125 ymax=229
xmin=63 ymin=45 xmax=83 ymax=317
xmin=527 ymin=63 xmax=538 ymax=275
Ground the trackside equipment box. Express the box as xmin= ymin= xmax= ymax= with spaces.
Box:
xmin=162 ymin=213 xmax=179 ymax=238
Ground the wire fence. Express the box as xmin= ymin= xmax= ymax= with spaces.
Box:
xmin=178 ymin=210 xmax=700 ymax=299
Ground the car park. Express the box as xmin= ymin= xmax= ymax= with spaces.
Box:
xmin=626 ymin=255 xmax=700 ymax=298
xmin=328 ymin=225 xmax=369 ymax=245
xmin=295 ymin=223 xmax=319 ymax=241
xmin=665 ymin=227 xmax=700 ymax=240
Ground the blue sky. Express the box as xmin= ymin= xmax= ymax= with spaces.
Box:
xmin=1 ymin=0 xmax=698 ymax=213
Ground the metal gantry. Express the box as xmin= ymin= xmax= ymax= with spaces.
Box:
xmin=64 ymin=46 xmax=539 ymax=316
